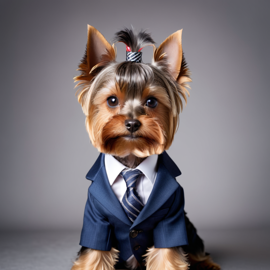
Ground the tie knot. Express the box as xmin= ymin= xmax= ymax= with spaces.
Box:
xmin=120 ymin=169 xmax=142 ymax=188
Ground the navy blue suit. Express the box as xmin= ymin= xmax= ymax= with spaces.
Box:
xmin=80 ymin=151 xmax=188 ymax=265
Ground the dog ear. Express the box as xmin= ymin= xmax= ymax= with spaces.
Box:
xmin=85 ymin=25 xmax=115 ymax=73
xmin=154 ymin=30 xmax=191 ymax=85
xmin=74 ymin=25 xmax=115 ymax=115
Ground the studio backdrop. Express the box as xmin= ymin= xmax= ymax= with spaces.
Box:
xmin=0 ymin=0 xmax=269 ymax=231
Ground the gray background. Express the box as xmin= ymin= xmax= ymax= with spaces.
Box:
xmin=1 ymin=0 xmax=270 ymax=233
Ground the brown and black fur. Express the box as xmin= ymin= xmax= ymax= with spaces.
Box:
xmin=72 ymin=26 xmax=220 ymax=270
xmin=76 ymin=215 xmax=219 ymax=270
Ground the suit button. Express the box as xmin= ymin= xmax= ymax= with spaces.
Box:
xmin=134 ymin=245 xmax=140 ymax=251
xmin=130 ymin=230 xmax=138 ymax=238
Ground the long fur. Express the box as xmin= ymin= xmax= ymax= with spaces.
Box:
xmin=74 ymin=28 xmax=191 ymax=157
xmin=114 ymin=28 xmax=155 ymax=52
xmin=125 ymin=255 xmax=141 ymax=270
xmin=144 ymin=247 xmax=189 ymax=270
xmin=73 ymin=26 xmax=222 ymax=270
xmin=81 ymin=60 xmax=189 ymax=156
xmin=71 ymin=248 xmax=119 ymax=270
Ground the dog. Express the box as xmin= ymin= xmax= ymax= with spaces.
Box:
xmin=71 ymin=25 xmax=221 ymax=270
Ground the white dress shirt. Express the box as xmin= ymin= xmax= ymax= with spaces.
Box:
xmin=104 ymin=154 xmax=158 ymax=205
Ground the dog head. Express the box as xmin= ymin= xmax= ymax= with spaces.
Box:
xmin=74 ymin=25 xmax=191 ymax=158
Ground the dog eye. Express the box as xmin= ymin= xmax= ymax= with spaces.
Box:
xmin=145 ymin=97 xmax=158 ymax=108
xmin=107 ymin=96 xmax=119 ymax=108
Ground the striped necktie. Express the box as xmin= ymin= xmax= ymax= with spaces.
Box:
xmin=120 ymin=169 xmax=144 ymax=222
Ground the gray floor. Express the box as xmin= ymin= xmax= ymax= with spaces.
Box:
xmin=0 ymin=229 xmax=269 ymax=270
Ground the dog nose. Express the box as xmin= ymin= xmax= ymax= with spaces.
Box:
xmin=125 ymin=119 xmax=141 ymax=133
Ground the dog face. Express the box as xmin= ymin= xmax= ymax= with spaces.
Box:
xmin=75 ymin=26 xmax=191 ymax=158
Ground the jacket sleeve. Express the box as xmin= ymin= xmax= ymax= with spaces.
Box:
xmin=79 ymin=188 xmax=112 ymax=250
xmin=153 ymin=185 xmax=188 ymax=248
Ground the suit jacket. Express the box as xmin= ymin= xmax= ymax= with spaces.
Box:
xmin=80 ymin=151 xmax=188 ymax=264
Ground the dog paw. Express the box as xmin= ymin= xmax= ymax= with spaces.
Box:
xmin=189 ymin=257 xmax=221 ymax=270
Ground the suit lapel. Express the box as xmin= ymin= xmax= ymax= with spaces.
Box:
xmin=86 ymin=154 xmax=132 ymax=227
xmin=131 ymin=152 xmax=180 ymax=229
xmin=85 ymin=151 xmax=181 ymax=229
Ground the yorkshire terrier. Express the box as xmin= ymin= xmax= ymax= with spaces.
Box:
xmin=71 ymin=25 xmax=221 ymax=270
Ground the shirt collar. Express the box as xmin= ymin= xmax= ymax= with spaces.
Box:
xmin=136 ymin=154 xmax=158 ymax=184
xmin=104 ymin=154 xmax=158 ymax=186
